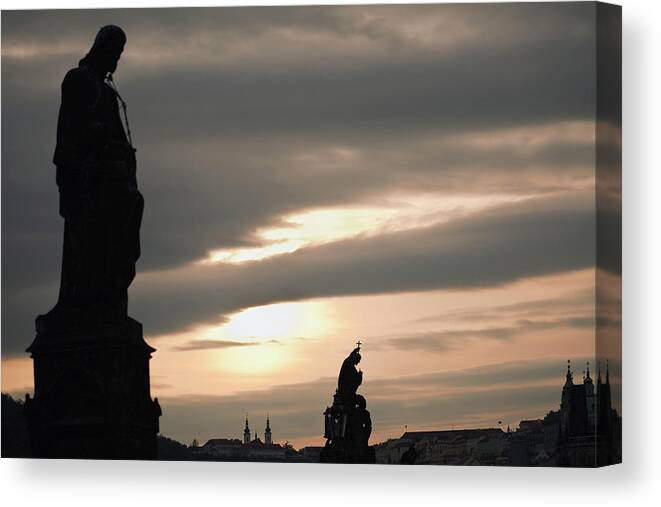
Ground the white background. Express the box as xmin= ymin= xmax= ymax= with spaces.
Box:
xmin=1 ymin=0 xmax=659 ymax=505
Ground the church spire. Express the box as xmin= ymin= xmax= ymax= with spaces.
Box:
xmin=243 ymin=414 xmax=251 ymax=444
xmin=585 ymin=361 xmax=592 ymax=384
xmin=264 ymin=413 xmax=272 ymax=445
xmin=564 ymin=359 xmax=573 ymax=387
xmin=606 ymin=359 xmax=610 ymax=385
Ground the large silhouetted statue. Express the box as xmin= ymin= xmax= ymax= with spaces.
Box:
xmin=320 ymin=342 xmax=375 ymax=464
xmin=40 ymin=24 xmax=142 ymax=331
xmin=25 ymin=26 xmax=160 ymax=460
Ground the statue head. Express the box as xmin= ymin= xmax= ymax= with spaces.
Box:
xmin=80 ymin=25 xmax=126 ymax=75
xmin=349 ymin=346 xmax=361 ymax=365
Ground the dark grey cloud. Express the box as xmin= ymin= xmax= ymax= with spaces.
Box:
xmin=1 ymin=192 xmax=596 ymax=356
xmin=2 ymin=4 xmax=611 ymax=357
xmin=410 ymin=290 xmax=594 ymax=325
xmin=171 ymin=339 xmax=259 ymax=352
xmin=384 ymin=316 xmax=595 ymax=353
xmin=132 ymin=192 xmax=596 ymax=335
xmin=2 ymin=3 xmax=599 ymax=279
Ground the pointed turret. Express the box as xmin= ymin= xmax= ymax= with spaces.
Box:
xmin=264 ymin=413 xmax=272 ymax=445
xmin=584 ymin=361 xmax=594 ymax=396
xmin=585 ymin=361 xmax=592 ymax=383
xmin=564 ymin=359 xmax=573 ymax=387
xmin=598 ymin=359 xmax=613 ymax=437
xmin=243 ymin=414 xmax=251 ymax=444
xmin=606 ymin=359 xmax=610 ymax=385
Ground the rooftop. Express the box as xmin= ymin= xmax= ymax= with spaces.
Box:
xmin=401 ymin=428 xmax=504 ymax=442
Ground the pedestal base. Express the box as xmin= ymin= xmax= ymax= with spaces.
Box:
xmin=319 ymin=392 xmax=375 ymax=464
xmin=319 ymin=443 xmax=376 ymax=464
xmin=25 ymin=317 xmax=161 ymax=460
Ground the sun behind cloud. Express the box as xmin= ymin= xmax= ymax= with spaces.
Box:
xmin=223 ymin=301 xmax=329 ymax=341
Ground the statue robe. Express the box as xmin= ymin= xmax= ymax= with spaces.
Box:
xmin=51 ymin=63 xmax=142 ymax=323
xmin=337 ymin=351 xmax=362 ymax=399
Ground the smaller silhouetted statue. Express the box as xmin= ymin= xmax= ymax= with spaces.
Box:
xmin=338 ymin=346 xmax=363 ymax=398
xmin=400 ymin=443 xmax=417 ymax=464
xmin=320 ymin=341 xmax=375 ymax=464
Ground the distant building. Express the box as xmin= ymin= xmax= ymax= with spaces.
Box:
xmin=374 ymin=429 xmax=508 ymax=465
xmin=243 ymin=416 xmax=251 ymax=444
xmin=264 ymin=414 xmax=272 ymax=445
xmin=300 ymin=446 xmax=324 ymax=461
xmin=557 ymin=360 xmax=621 ymax=466
xmin=196 ymin=415 xmax=289 ymax=462
xmin=200 ymin=438 xmax=244 ymax=459
xmin=373 ymin=359 xmax=621 ymax=467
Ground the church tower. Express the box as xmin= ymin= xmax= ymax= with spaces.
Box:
xmin=584 ymin=361 xmax=597 ymax=431
xmin=243 ymin=415 xmax=251 ymax=444
xmin=598 ymin=360 xmax=613 ymax=436
xmin=560 ymin=359 xmax=573 ymax=437
xmin=264 ymin=414 xmax=272 ymax=445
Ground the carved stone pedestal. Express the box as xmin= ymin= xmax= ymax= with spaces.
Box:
xmin=319 ymin=392 xmax=375 ymax=464
xmin=25 ymin=317 xmax=161 ymax=459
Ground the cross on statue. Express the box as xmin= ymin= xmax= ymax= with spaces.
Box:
xmin=356 ymin=339 xmax=362 ymax=348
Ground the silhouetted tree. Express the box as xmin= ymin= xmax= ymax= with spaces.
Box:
xmin=1 ymin=393 xmax=31 ymax=457
xmin=157 ymin=434 xmax=193 ymax=460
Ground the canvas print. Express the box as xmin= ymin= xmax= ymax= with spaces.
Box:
xmin=1 ymin=2 xmax=621 ymax=466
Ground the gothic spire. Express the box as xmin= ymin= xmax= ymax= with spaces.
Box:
xmin=564 ymin=359 xmax=573 ymax=386
xmin=606 ymin=359 xmax=610 ymax=384
xmin=243 ymin=413 xmax=251 ymax=444
xmin=585 ymin=361 xmax=592 ymax=383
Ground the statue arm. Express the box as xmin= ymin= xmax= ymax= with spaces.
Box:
xmin=55 ymin=69 xmax=103 ymax=170
xmin=61 ymin=69 xmax=100 ymax=137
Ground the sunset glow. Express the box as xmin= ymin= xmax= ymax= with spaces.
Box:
xmin=201 ymin=193 xmax=531 ymax=265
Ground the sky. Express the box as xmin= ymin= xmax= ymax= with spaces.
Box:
xmin=1 ymin=3 xmax=621 ymax=448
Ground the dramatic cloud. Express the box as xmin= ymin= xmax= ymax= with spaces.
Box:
xmin=1 ymin=192 xmax=596 ymax=355
xmin=384 ymin=316 xmax=595 ymax=353
xmin=2 ymin=3 xmax=601 ymax=287
xmin=409 ymin=290 xmax=594 ymax=324
xmin=172 ymin=339 xmax=260 ymax=352
xmin=129 ymin=192 xmax=596 ymax=338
